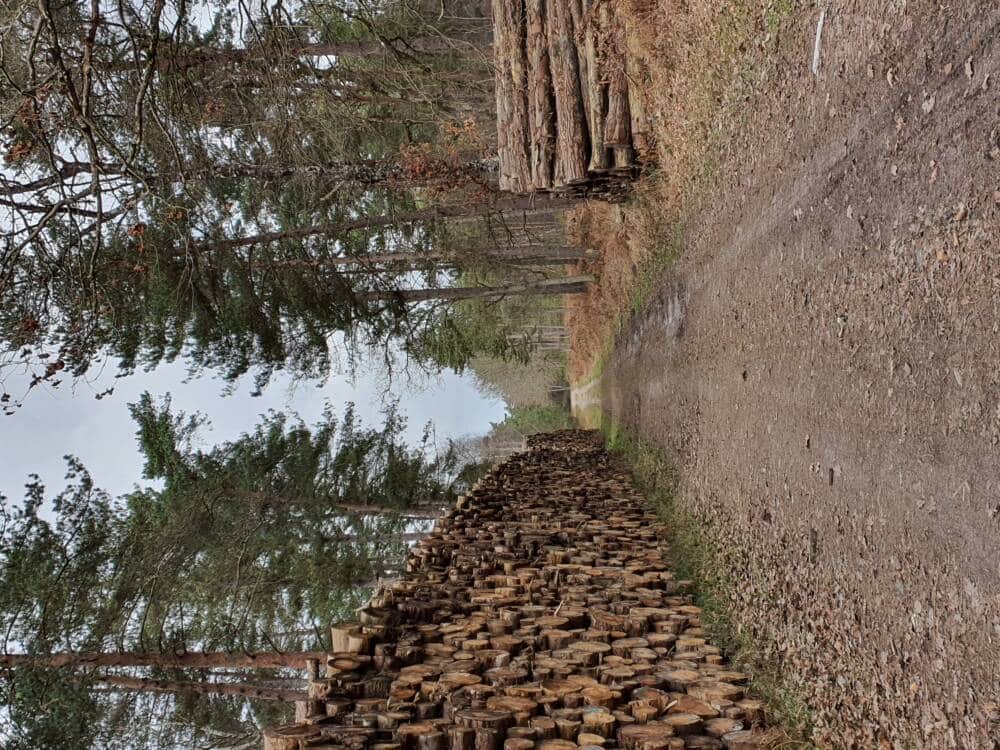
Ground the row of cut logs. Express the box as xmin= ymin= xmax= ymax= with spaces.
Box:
xmin=264 ymin=431 xmax=774 ymax=750
xmin=494 ymin=0 xmax=650 ymax=193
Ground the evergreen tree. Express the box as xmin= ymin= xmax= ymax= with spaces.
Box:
xmin=0 ymin=397 xmax=461 ymax=746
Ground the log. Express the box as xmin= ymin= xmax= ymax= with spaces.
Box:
xmin=525 ymin=0 xmax=556 ymax=189
xmin=623 ymin=17 xmax=650 ymax=159
xmin=493 ymin=0 xmax=532 ymax=191
xmin=258 ymin=432 xmax=776 ymax=750
xmin=331 ymin=623 xmax=369 ymax=654
xmin=545 ymin=0 xmax=588 ymax=186
xmin=263 ymin=724 xmax=321 ymax=750
xmin=618 ymin=723 xmax=675 ymax=750
xmin=603 ymin=63 xmax=631 ymax=149
xmin=582 ymin=0 xmax=609 ymax=171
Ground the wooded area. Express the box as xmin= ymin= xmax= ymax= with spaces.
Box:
xmin=0 ymin=0 xmax=651 ymax=743
xmin=261 ymin=432 xmax=771 ymax=750
xmin=0 ymin=0 xmax=614 ymax=417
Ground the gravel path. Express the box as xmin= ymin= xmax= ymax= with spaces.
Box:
xmin=599 ymin=2 xmax=1000 ymax=746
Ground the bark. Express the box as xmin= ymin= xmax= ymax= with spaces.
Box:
xmin=583 ymin=0 xmax=609 ymax=171
xmin=227 ymin=489 xmax=446 ymax=519
xmin=100 ymin=33 xmax=494 ymax=74
xmin=623 ymin=18 xmax=649 ymax=158
xmin=334 ymin=503 xmax=444 ymax=519
xmin=0 ymin=650 xmax=326 ymax=671
xmin=359 ymin=275 xmax=592 ymax=303
xmin=97 ymin=674 xmax=308 ymax=702
xmin=203 ymin=194 xmax=582 ymax=251
xmin=545 ymin=0 xmax=588 ymax=186
xmin=182 ymin=159 xmax=498 ymax=187
xmin=492 ymin=0 xmax=531 ymax=191
xmin=525 ymin=0 xmax=556 ymax=189
xmin=220 ymin=246 xmax=588 ymax=272
xmin=603 ymin=64 xmax=631 ymax=148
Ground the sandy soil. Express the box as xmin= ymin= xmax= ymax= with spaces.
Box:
xmin=595 ymin=1 xmax=1000 ymax=747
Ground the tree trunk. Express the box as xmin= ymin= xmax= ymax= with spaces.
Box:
xmin=100 ymin=33 xmax=494 ymax=73
xmin=331 ymin=503 xmax=444 ymax=520
xmin=545 ymin=0 xmax=588 ymax=186
xmin=525 ymin=0 xmax=556 ymax=189
xmin=0 ymin=650 xmax=326 ymax=671
xmin=97 ymin=674 xmax=308 ymax=702
xmin=359 ymin=275 xmax=592 ymax=303
xmin=492 ymin=0 xmax=532 ymax=191
xmin=204 ymin=194 xmax=582 ymax=251
xmin=219 ymin=246 xmax=588 ymax=273
xmin=583 ymin=0 xmax=609 ymax=171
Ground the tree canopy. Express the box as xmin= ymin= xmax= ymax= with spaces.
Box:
xmin=0 ymin=395 xmax=461 ymax=746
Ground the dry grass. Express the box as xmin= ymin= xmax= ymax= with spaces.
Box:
xmin=565 ymin=0 xmax=801 ymax=384
xmin=563 ymin=180 xmax=678 ymax=382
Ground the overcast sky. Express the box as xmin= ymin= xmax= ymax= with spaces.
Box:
xmin=0 ymin=358 xmax=507 ymax=502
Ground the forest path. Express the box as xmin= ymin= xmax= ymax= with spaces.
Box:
xmin=596 ymin=1 xmax=1000 ymax=747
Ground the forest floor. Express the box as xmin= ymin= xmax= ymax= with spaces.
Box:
xmin=565 ymin=0 xmax=1000 ymax=747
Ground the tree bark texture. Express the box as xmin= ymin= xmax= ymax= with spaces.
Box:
xmin=0 ymin=650 xmax=327 ymax=671
xmin=493 ymin=0 xmax=642 ymax=191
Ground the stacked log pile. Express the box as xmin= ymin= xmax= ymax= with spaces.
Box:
xmin=264 ymin=431 xmax=774 ymax=750
xmin=493 ymin=0 xmax=649 ymax=194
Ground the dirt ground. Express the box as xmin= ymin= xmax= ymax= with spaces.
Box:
xmin=580 ymin=0 xmax=1000 ymax=747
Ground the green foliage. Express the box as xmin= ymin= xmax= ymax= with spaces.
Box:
xmin=469 ymin=353 xmax=566 ymax=409
xmin=0 ymin=397 xmax=461 ymax=745
xmin=2 ymin=668 xmax=104 ymax=750
xmin=406 ymin=304 xmax=529 ymax=373
xmin=0 ymin=0 xmax=496 ymax=408
xmin=0 ymin=461 xmax=116 ymax=653
xmin=502 ymin=406 xmax=574 ymax=434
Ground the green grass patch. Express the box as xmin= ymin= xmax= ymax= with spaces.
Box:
xmin=599 ymin=411 xmax=817 ymax=746
xmin=501 ymin=405 xmax=575 ymax=434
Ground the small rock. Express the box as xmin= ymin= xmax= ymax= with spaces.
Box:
xmin=965 ymin=56 xmax=974 ymax=79
xmin=922 ymin=94 xmax=936 ymax=114
xmin=954 ymin=203 xmax=968 ymax=221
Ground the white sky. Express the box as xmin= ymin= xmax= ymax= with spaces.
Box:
xmin=0 ymin=0 xmax=513 ymax=503
xmin=0 ymin=359 xmax=506 ymax=501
